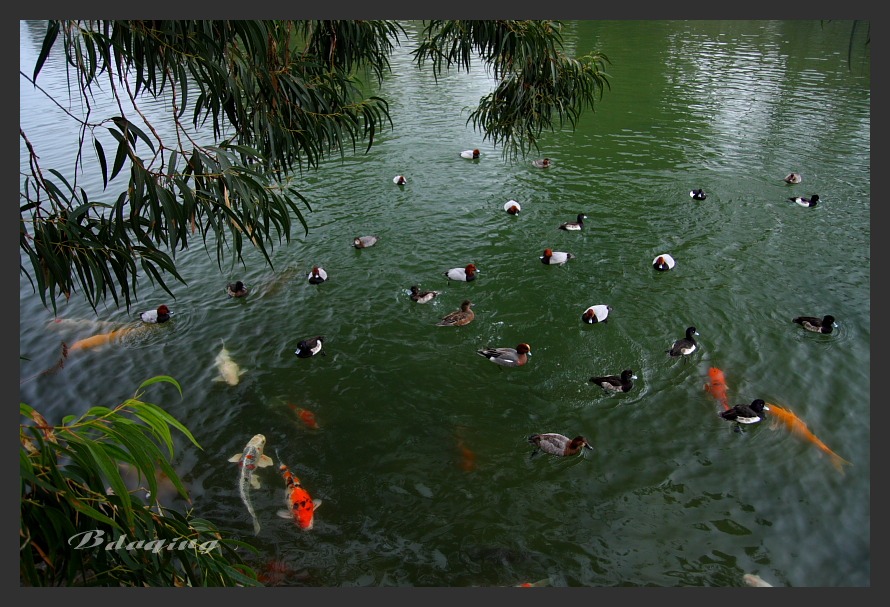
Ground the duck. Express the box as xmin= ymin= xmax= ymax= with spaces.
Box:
xmin=436 ymin=300 xmax=475 ymax=327
xmin=589 ymin=369 xmax=637 ymax=393
xmin=294 ymin=336 xmax=325 ymax=358
xmin=139 ymin=304 xmax=173 ymax=324
xmin=504 ymin=200 xmax=521 ymax=215
xmin=653 ymin=254 xmax=676 ymax=271
xmin=540 ymin=248 xmax=575 ymax=266
xmin=581 ymin=305 xmax=611 ymax=324
xmin=558 ymin=213 xmax=586 ymax=231
xmin=528 ymin=433 xmax=593 ymax=457
xmin=307 ymin=266 xmax=328 ymax=284
xmin=690 ymin=188 xmax=707 ymax=200
xmin=393 ymin=175 xmax=407 ymax=185
xmin=409 ymin=285 xmax=440 ymax=304
xmin=667 ymin=326 xmax=699 ymax=357
xmin=532 ymin=158 xmax=551 ymax=168
xmin=789 ymin=194 xmax=819 ymax=207
xmin=476 ymin=343 xmax=532 ymax=367
xmin=792 ymin=314 xmax=837 ymax=334
xmin=460 ymin=148 xmax=481 ymax=159
xmin=719 ymin=399 xmax=769 ymax=425
xmin=445 ymin=263 xmax=479 ymax=282
xmin=353 ymin=235 xmax=379 ymax=249
xmin=226 ymin=281 xmax=249 ymax=298
xmin=784 ymin=172 xmax=802 ymax=184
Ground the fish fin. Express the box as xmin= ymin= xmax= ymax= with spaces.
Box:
xmin=227 ymin=453 xmax=242 ymax=463
xmin=250 ymin=476 xmax=261 ymax=489
xmin=258 ymin=455 xmax=274 ymax=467
xmin=313 ymin=499 xmax=323 ymax=510
xmin=253 ymin=520 xmax=261 ymax=535
xmin=276 ymin=509 xmax=291 ymax=519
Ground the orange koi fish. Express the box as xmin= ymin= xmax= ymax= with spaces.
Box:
xmin=457 ymin=437 xmax=476 ymax=472
xmin=517 ymin=578 xmax=550 ymax=587
xmin=275 ymin=452 xmax=321 ymax=531
xmin=766 ymin=403 xmax=852 ymax=475
xmin=288 ymin=404 xmax=319 ymax=430
xmin=68 ymin=327 xmax=132 ymax=352
xmin=704 ymin=366 xmax=731 ymax=411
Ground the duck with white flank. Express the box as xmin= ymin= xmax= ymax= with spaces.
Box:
xmin=589 ymin=369 xmax=637 ymax=393
xmin=789 ymin=194 xmax=819 ymax=207
xmin=504 ymin=200 xmax=521 ymax=215
xmin=653 ymin=254 xmax=676 ymax=271
xmin=690 ymin=188 xmax=707 ymax=200
xmin=719 ymin=399 xmax=769 ymax=425
xmin=558 ymin=213 xmax=586 ymax=231
xmin=784 ymin=172 xmax=802 ymax=184
xmin=667 ymin=326 xmax=699 ymax=357
xmin=294 ymin=336 xmax=325 ymax=358
xmin=460 ymin=149 xmax=480 ymax=159
xmin=476 ymin=343 xmax=532 ymax=367
xmin=540 ymin=248 xmax=575 ymax=266
xmin=139 ymin=304 xmax=173 ymax=324
xmin=445 ymin=263 xmax=479 ymax=282
xmin=409 ymin=285 xmax=440 ymax=304
xmin=581 ymin=305 xmax=611 ymax=324
xmin=307 ymin=266 xmax=328 ymax=284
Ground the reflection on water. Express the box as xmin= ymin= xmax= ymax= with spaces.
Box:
xmin=19 ymin=20 xmax=869 ymax=587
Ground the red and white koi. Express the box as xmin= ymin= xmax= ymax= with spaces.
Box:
xmin=275 ymin=451 xmax=321 ymax=531
xmin=228 ymin=434 xmax=274 ymax=534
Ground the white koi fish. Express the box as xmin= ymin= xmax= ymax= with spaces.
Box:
xmin=227 ymin=434 xmax=274 ymax=534
xmin=214 ymin=340 xmax=245 ymax=385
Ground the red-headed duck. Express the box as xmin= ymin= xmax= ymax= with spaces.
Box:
xmin=445 ymin=263 xmax=478 ymax=282
xmin=652 ymin=254 xmax=676 ymax=271
xmin=307 ymin=266 xmax=328 ymax=284
xmin=581 ymin=305 xmax=611 ymax=324
xmin=139 ymin=304 xmax=173 ymax=323
xmin=540 ymin=248 xmax=575 ymax=266
xmin=477 ymin=343 xmax=531 ymax=367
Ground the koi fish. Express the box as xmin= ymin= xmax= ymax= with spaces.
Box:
xmin=743 ymin=573 xmax=774 ymax=587
xmin=766 ymin=403 xmax=852 ymax=475
xmin=457 ymin=437 xmax=476 ymax=472
xmin=288 ymin=404 xmax=320 ymax=430
xmin=67 ymin=327 xmax=132 ymax=352
xmin=704 ymin=366 xmax=731 ymax=411
xmin=214 ymin=340 xmax=245 ymax=386
xmin=227 ymin=434 xmax=274 ymax=534
xmin=517 ymin=578 xmax=550 ymax=587
xmin=275 ymin=451 xmax=321 ymax=531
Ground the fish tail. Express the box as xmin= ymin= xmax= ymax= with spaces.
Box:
xmin=239 ymin=473 xmax=261 ymax=534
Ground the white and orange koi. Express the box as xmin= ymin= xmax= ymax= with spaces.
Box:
xmin=275 ymin=451 xmax=321 ymax=531
xmin=228 ymin=434 xmax=274 ymax=534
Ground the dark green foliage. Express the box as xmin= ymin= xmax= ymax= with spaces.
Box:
xmin=20 ymin=20 xmax=610 ymax=314
xmin=20 ymin=376 xmax=261 ymax=586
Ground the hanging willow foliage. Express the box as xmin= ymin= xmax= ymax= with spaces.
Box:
xmin=20 ymin=20 xmax=610 ymax=314
xmin=20 ymin=376 xmax=261 ymax=586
